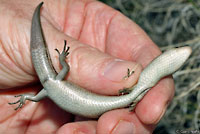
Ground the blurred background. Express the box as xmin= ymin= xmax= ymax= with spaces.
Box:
xmin=99 ymin=0 xmax=200 ymax=133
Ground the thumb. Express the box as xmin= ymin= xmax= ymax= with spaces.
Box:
xmin=43 ymin=26 xmax=142 ymax=95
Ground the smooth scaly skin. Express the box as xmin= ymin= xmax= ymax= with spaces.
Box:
xmin=9 ymin=2 xmax=192 ymax=118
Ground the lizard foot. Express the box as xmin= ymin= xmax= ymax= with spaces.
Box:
xmin=123 ymin=68 xmax=134 ymax=80
xmin=8 ymin=94 xmax=29 ymax=110
xmin=118 ymin=88 xmax=132 ymax=95
xmin=55 ymin=40 xmax=70 ymax=60
xmin=128 ymin=102 xmax=137 ymax=111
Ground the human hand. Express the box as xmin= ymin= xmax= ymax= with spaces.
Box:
xmin=0 ymin=0 xmax=174 ymax=133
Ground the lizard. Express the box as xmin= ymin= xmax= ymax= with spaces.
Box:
xmin=9 ymin=2 xmax=192 ymax=118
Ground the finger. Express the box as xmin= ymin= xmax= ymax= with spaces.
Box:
xmin=56 ymin=121 xmax=97 ymax=134
xmin=104 ymin=12 xmax=162 ymax=66
xmin=97 ymin=109 xmax=155 ymax=134
xmin=135 ymin=77 xmax=175 ymax=124
xmin=42 ymin=0 xmax=161 ymax=64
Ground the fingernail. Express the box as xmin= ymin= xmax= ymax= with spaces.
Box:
xmin=103 ymin=59 xmax=138 ymax=82
xmin=112 ymin=120 xmax=135 ymax=134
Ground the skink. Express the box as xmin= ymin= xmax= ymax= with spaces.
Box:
xmin=9 ymin=2 xmax=192 ymax=118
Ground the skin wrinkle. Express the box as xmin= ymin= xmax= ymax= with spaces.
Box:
xmin=131 ymin=43 xmax=160 ymax=67
xmin=0 ymin=11 xmax=34 ymax=86
xmin=6 ymin=109 xmax=22 ymax=127
xmin=4 ymin=51 xmax=29 ymax=80
xmin=10 ymin=114 xmax=28 ymax=134
xmin=10 ymin=26 xmax=21 ymax=63
xmin=0 ymin=97 xmax=15 ymax=123
xmin=93 ymin=5 xmax=110 ymax=50
xmin=77 ymin=1 xmax=88 ymax=40
xmin=61 ymin=2 xmax=70 ymax=31
xmin=94 ymin=8 xmax=113 ymax=52
xmin=62 ymin=1 xmax=70 ymax=34
xmin=0 ymin=44 xmax=22 ymax=83
xmin=76 ymin=9 xmax=85 ymax=40
xmin=131 ymin=43 xmax=147 ymax=61
xmin=3 ymin=102 xmax=33 ymax=127
xmin=104 ymin=12 xmax=117 ymax=53
xmin=96 ymin=58 xmax=119 ymax=93
xmin=0 ymin=41 xmax=9 ymax=65
xmin=71 ymin=45 xmax=99 ymax=83
xmin=14 ymin=22 xmax=33 ymax=76
xmin=104 ymin=14 xmax=134 ymax=60
xmin=21 ymin=34 xmax=35 ymax=76
xmin=85 ymin=4 xmax=96 ymax=48
xmin=0 ymin=39 xmax=12 ymax=67
xmin=25 ymin=104 xmax=39 ymax=134
xmin=65 ymin=1 xmax=86 ymax=39
xmin=1 ymin=15 xmax=32 ymax=80
xmin=79 ymin=1 xmax=101 ymax=48
xmin=42 ymin=4 xmax=60 ymax=31
xmin=69 ymin=43 xmax=88 ymax=69
xmin=13 ymin=5 xmax=27 ymax=20
xmin=0 ymin=73 xmax=12 ymax=88
xmin=111 ymin=119 xmax=122 ymax=133
xmin=69 ymin=45 xmax=87 ymax=81
xmin=0 ymin=63 xmax=20 ymax=84
xmin=95 ymin=4 xmax=109 ymax=51
xmin=0 ymin=43 xmax=33 ymax=85
xmin=93 ymin=13 xmax=97 ymax=50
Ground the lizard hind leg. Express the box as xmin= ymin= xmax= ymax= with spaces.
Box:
xmin=128 ymin=88 xmax=150 ymax=111
xmin=8 ymin=89 xmax=47 ymax=110
xmin=55 ymin=40 xmax=70 ymax=80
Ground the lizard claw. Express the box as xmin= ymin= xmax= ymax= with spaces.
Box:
xmin=8 ymin=94 xmax=27 ymax=110
xmin=55 ymin=40 xmax=70 ymax=58
xmin=63 ymin=40 xmax=70 ymax=57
